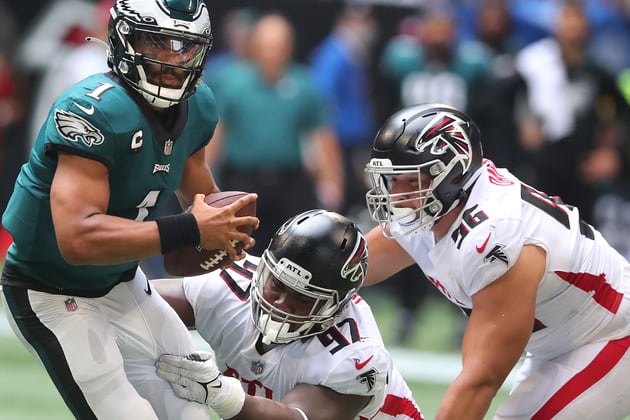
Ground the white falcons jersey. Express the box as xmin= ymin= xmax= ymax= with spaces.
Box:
xmin=396 ymin=160 xmax=630 ymax=360
xmin=182 ymin=256 xmax=423 ymax=420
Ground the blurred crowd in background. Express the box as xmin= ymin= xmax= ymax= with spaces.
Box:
xmin=2 ymin=0 xmax=630 ymax=346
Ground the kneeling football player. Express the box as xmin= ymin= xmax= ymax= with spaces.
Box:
xmin=152 ymin=209 xmax=423 ymax=420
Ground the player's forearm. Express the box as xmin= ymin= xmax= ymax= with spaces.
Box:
xmin=231 ymin=396 xmax=307 ymax=420
xmin=57 ymin=213 xmax=163 ymax=265
xmin=177 ymin=147 xmax=221 ymax=208
xmin=435 ymin=379 xmax=497 ymax=420
xmin=364 ymin=227 xmax=414 ymax=285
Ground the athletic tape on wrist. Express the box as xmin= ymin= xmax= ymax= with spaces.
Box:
xmin=155 ymin=212 xmax=200 ymax=254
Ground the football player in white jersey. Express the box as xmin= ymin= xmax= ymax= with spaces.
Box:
xmin=152 ymin=209 xmax=423 ymax=420
xmin=363 ymin=103 xmax=630 ymax=419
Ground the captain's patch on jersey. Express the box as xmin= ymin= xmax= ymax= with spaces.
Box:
xmin=54 ymin=109 xmax=104 ymax=147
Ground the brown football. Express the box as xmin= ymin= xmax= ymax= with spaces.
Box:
xmin=163 ymin=191 xmax=256 ymax=276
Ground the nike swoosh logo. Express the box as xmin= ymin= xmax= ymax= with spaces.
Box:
xmin=476 ymin=233 xmax=492 ymax=254
xmin=354 ymin=355 xmax=374 ymax=370
xmin=144 ymin=278 xmax=152 ymax=295
xmin=73 ymin=101 xmax=95 ymax=115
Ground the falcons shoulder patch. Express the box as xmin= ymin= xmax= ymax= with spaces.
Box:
xmin=356 ymin=367 xmax=378 ymax=392
xmin=483 ymin=243 xmax=509 ymax=265
xmin=54 ymin=109 xmax=105 ymax=147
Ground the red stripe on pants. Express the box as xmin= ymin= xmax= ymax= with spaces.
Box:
xmin=359 ymin=394 xmax=424 ymax=420
xmin=532 ymin=335 xmax=630 ymax=419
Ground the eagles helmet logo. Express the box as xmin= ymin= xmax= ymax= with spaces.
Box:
xmin=54 ymin=109 xmax=105 ymax=148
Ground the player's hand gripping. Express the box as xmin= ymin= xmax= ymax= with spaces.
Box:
xmin=190 ymin=193 xmax=259 ymax=261
xmin=156 ymin=351 xmax=245 ymax=418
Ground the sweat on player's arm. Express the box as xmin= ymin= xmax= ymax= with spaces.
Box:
xmin=152 ymin=210 xmax=424 ymax=420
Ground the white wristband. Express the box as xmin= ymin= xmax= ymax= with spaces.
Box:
xmin=209 ymin=376 xmax=246 ymax=419
xmin=291 ymin=406 xmax=309 ymax=420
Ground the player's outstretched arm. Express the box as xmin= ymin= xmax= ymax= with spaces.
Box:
xmin=435 ymin=245 xmax=546 ymax=420
xmin=157 ymin=352 xmax=246 ymax=419
xmin=364 ymin=226 xmax=415 ymax=286
xmin=156 ymin=353 xmax=370 ymax=420
xmin=151 ymin=278 xmax=195 ymax=328
xmin=266 ymin=383 xmax=371 ymax=420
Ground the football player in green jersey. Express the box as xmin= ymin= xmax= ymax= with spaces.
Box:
xmin=1 ymin=1 xmax=258 ymax=419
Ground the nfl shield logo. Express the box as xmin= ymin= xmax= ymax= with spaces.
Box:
xmin=64 ymin=298 xmax=78 ymax=312
xmin=164 ymin=139 xmax=173 ymax=156
xmin=250 ymin=360 xmax=265 ymax=375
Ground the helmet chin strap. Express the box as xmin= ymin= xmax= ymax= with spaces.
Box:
xmin=135 ymin=65 xmax=194 ymax=108
xmin=139 ymin=80 xmax=187 ymax=109
xmin=439 ymin=166 xmax=484 ymax=220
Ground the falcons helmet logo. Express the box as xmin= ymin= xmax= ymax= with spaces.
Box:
xmin=341 ymin=231 xmax=368 ymax=283
xmin=54 ymin=109 xmax=105 ymax=147
xmin=415 ymin=112 xmax=473 ymax=173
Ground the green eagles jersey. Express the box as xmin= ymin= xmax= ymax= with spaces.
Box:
xmin=2 ymin=73 xmax=218 ymax=292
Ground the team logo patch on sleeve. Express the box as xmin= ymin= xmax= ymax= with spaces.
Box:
xmin=483 ymin=244 xmax=509 ymax=265
xmin=54 ymin=109 xmax=105 ymax=147
xmin=356 ymin=368 xmax=378 ymax=391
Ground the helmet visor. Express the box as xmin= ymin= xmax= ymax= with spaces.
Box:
xmin=135 ymin=31 xmax=208 ymax=69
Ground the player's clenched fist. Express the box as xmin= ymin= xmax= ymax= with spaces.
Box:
xmin=156 ymin=352 xmax=245 ymax=418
